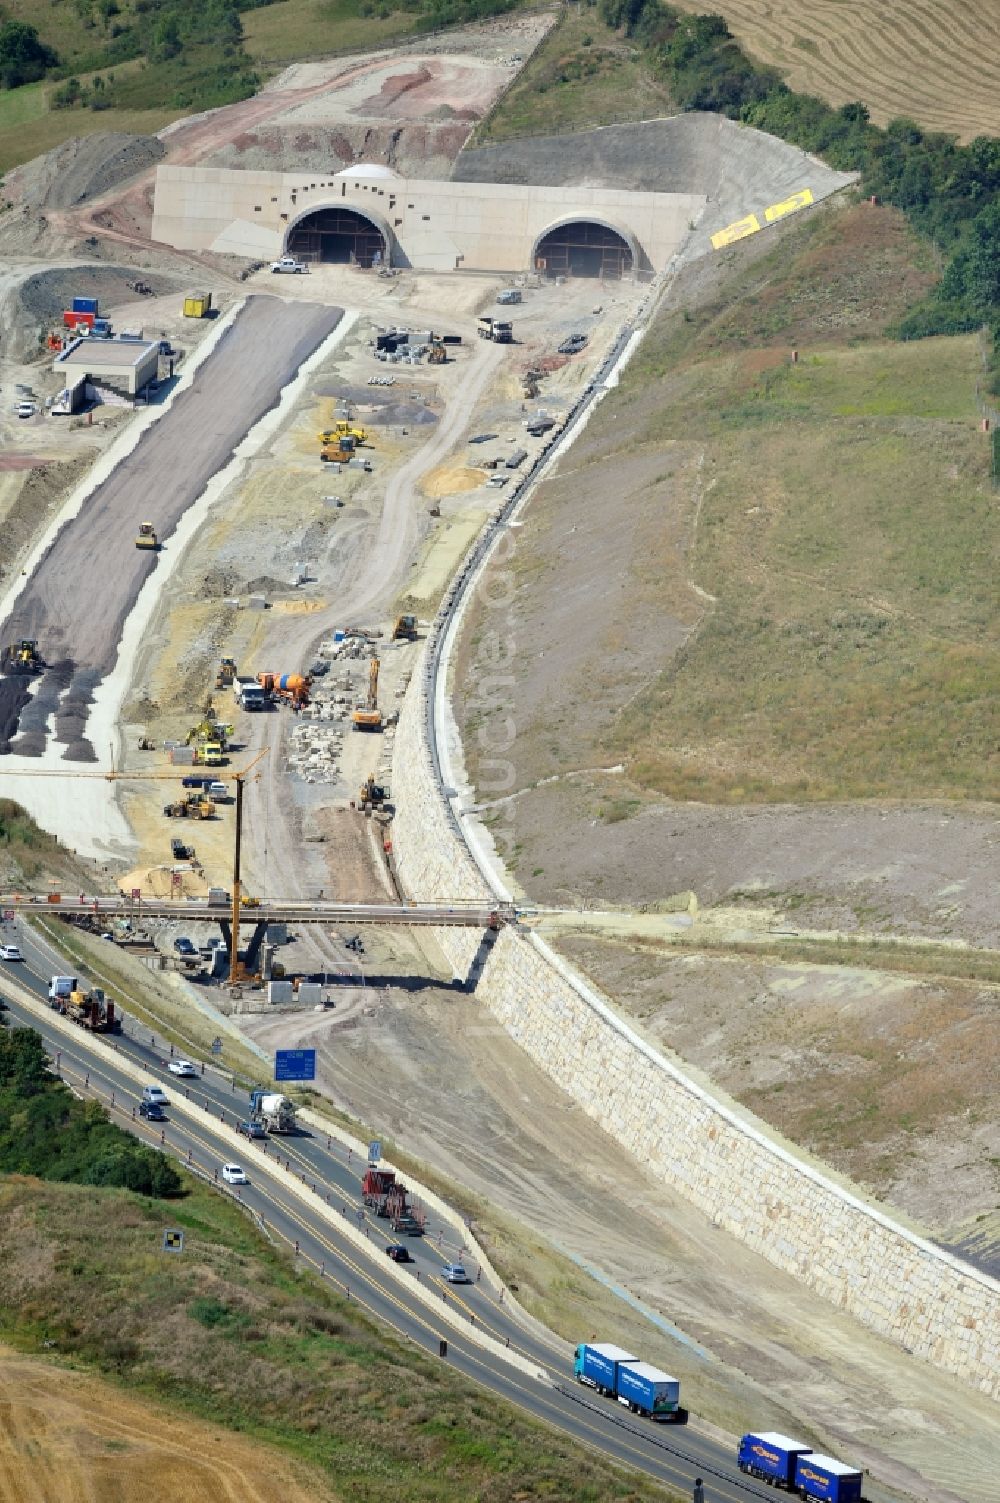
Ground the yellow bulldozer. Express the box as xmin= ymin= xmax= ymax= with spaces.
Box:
xmin=136 ymin=522 xmax=159 ymax=550
xmin=351 ymin=657 xmax=382 ymax=732
xmin=428 ymin=340 xmax=447 ymax=365
xmin=163 ymin=794 xmax=214 ymax=819
xmin=318 ymin=421 xmax=369 ymax=446
xmin=391 ymin=615 xmax=418 ymax=641
xmin=216 ymin=658 xmax=236 ymax=689
xmin=4 ymin=638 xmax=42 ymax=674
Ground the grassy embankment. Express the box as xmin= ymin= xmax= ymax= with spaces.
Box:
xmin=616 ymin=212 xmax=996 ymax=802
xmin=470 ymin=3 xmax=673 ymax=143
xmin=459 ymin=202 xmax=996 ymax=807
xmin=0 ymin=1171 xmax=675 ymax=1502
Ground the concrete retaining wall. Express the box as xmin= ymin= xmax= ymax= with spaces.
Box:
xmin=392 ymin=681 xmax=1000 ymax=1400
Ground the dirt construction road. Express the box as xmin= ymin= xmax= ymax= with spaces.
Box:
xmin=0 ymin=295 xmax=342 ymax=760
xmin=0 ymin=1347 xmax=332 ymax=1503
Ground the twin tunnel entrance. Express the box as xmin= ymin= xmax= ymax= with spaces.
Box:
xmin=285 ymin=206 xmax=637 ymax=279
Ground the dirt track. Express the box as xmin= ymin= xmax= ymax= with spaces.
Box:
xmin=0 ymin=295 xmax=342 ymax=758
xmin=0 ymin=1347 xmax=332 ymax=1503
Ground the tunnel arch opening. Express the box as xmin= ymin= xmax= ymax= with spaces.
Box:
xmin=533 ymin=218 xmax=637 ymax=280
xmin=286 ymin=204 xmax=390 ymax=268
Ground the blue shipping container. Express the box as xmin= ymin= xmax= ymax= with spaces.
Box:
xmin=574 ymin=1343 xmax=637 ymax=1394
xmin=738 ymin=1433 xmax=813 ymax=1487
xmin=794 ymin=1453 xmax=863 ymax=1503
xmin=616 ymin=1361 xmax=680 ymax=1418
xmin=72 ymin=296 xmax=99 ymax=314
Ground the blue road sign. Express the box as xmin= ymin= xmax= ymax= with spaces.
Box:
xmin=368 ymin=1139 xmax=381 ymax=1164
xmin=274 ymin=1048 xmax=316 ymax=1083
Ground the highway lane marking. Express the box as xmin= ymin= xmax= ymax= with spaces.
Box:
xmin=49 ymin=1045 xmax=762 ymax=1500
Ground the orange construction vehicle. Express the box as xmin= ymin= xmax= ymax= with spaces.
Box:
xmin=257 ymin=672 xmax=311 ymax=709
xmin=351 ymin=658 xmax=382 ymax=732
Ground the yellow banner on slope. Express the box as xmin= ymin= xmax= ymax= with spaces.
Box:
xmin=764 ymin=187 xmax=815 ymax=222
xmin=710 ymin=213 xmax=762 ymax=250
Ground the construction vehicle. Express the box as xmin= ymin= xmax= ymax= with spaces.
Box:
xmin=135 ymin=522 xmax=159 ymax=550
xmin=193 ymin=741 xmax=225 ymax=767
xmin=362 ymin=1166 xmax=411 ymax=1219
xmin=391 ymin=614 xmax=418 ymax=641
xmin=257 ymin=672 xmax=311 ymax=709
xmin=358 ymin=774 xmax=388 ymax=811
xmin=186 ymin=717 xmax=234 ymax=751
xmin=163 ymin=794 xmax=214 ymax=819
xmin=477 ymin=316 xmax=513 ymax=344
xmin=249 ymin=1089 xmax=297 ymax=1134
xmin=61 ymin=986 xmax=121 ymax=1033
xmin=318 ymin=422 xmax=368 ymax=445
xmin=4 ymin=639 xmax=42 ymax=674
xmin=216 ymin=658 xmax=236 ymax=689
xmin=351 ymin=658 xmax=382 ymax=732
xmin=428 ymin=339 xmax=447 ymax=365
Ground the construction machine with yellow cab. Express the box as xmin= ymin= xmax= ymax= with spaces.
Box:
xmin=391 ymin=614 xmax=418 ymax=641
xmin=4 ymin=639 xmax=43 ymax=674
xmin=358 ymin=774 xmax=389 ymax=811
xmin=135 ymin=522 xmax=159 ymax=550
xmin=351 ymin=657 xmax=382 ymax=732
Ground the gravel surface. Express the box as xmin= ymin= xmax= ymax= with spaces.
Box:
xmin=455 ymin=113 xmax=855 ymax=247
xmin=0 ymin=295 xmax=342 ymax=758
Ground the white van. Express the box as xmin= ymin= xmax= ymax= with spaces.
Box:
xmin=207 ymin=781 xmax=229 ymax=802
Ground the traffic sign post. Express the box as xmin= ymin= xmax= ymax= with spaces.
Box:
xmin=211 ymin=1037 xmax=223 ymax=1056
xmin=274 ymin=1048 xmax=316 ymax=1083
xmin=368 ymin=1139 xmax=381 ymax=1165
xmin=162 ymin=1229 xmax=185 ymax=1254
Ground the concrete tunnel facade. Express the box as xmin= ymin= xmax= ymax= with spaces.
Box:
xmin=152 ymin=165 xmax=707 ymax=275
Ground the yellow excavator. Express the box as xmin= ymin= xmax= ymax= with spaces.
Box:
xmin=136 ymin=522 xmax=159 ymax=550
xmin=358 ymin=774 xmax=388 ymax=811
xmin=391 ymin=615 xmax=418 ymax=641
xmin=351 ymin=657 xmax=382 ymax=732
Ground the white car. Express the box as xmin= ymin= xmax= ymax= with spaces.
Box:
xmin=270 ymin=256 xmax=308 ymax=275
xmin=442 ymin=1263 xmax=470 ymax=1284
xmin=168 ymin=1059 xmax=198 ymax=1077
xmin=221 ymin=1163 xmax=247 ymax=1184
xmin=16 ymin=401 xmax=36 ymax=419
xmin=0 ymin=943 xmax=23 ymax=961
xmin=142 ymin=1085 xmax=168 ymax=1106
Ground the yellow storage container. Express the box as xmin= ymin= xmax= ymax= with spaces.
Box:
xmin=183 ymin=294 xmax=212 ymax=318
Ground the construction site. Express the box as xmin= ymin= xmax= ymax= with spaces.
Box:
xmin=0 ymin=14 xmax=997 ymax=1503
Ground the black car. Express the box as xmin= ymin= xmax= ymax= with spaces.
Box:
xmin=173 ymin=936 xmax=197 ymax=956
xmin=139 ymin=1100 xmax=166 ymax=1121
xmin=385 ymin=1244 xmax=412 ymax=1263
xmin=171 ymin=838 xmax=192 ymax=860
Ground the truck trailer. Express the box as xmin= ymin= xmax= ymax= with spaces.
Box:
xmin=574 ymin=1343 xmax=638 ymax=1396
xmin=615 ymin=1361 xmax=681 ymax=1420
xmin=794 ymin=1454 xmax=863 ymax=1503
xmin=738 ymin=1433 xmax=813 ymax=1488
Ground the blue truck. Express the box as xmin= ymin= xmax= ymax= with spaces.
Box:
xmin=738 ymin=1433 xmax=813 ymax=1487
xmin=574 ymin=1344 xmax=682 ymax=1421
xmin=794 ymin=1453 xmax=863 ymax=1503
xmin=738 ymin=1434 xmax=863 ymax=1502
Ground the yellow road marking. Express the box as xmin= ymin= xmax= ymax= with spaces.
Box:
xmin=765 ymin=187 xmax=814 ymax=222
xmin=711 ymin=213 xmax=761 ymax=249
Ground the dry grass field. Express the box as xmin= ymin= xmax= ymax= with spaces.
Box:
xmin=0 ymin=1347 xmax=333 ymax=1503
xmin=670 ymin=0 xmax=1000 ymax=140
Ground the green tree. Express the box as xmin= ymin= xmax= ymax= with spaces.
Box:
xmin=0 ymin=21 xmax=58 ymax=89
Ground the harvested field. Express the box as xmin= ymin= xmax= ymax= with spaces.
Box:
xmin=0 ymin=1347 xmax=331 ymax=1503
xmin=670 ymin=0 xmax=1000 ymax=142
xmin=0 ymin=296 xmax=342 ymax=759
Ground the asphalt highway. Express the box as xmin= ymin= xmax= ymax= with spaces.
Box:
xmin=0 ymin=923 xmax=775 ymax=1503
